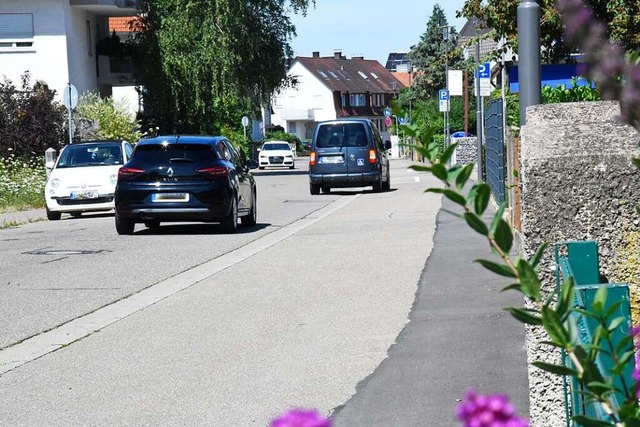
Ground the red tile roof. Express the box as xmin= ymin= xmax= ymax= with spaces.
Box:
xmin=295 ymin=54 xmax=406 ymax=94
xmin=108 ymin=17 xmax=139 ymax=33
xmin=392 ymin=72 xmax=412 ymax=88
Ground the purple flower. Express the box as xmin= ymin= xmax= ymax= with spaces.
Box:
xmin=270 ymin=409 xmax=331 ymax=427
xmin=456 ymin=389 xmax=529 ymax=427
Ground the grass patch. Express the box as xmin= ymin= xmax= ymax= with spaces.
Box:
xmin=0 ymin=153 xmax=46 ymax=212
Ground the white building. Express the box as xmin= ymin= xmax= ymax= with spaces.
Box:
xmin=0 ymin=0 xmax=139 ymax=102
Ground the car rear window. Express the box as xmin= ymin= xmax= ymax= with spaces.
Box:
xmin=316 ymin=123 xmax=368 ymax=148
xmin=56 ymin=143 xmax=123 ymax=168
xmin=133 ymin=143 xmax=218 ymax=165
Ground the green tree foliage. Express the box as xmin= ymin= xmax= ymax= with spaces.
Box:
xmin=0 ymin=72 xmax=65 ymax=159
xmin=458 ymin=0 xmax=640 ymax=63
xmin=408 ymin=4 xmax=465 ymax=98
xmin=132 ymin=0 xmax=314 ymax=135
xmin=76 ymin=93 xmax=141 ymax=143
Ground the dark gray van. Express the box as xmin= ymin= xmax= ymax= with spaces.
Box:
xmin=308 ymin=119 xmax=392 ymax=195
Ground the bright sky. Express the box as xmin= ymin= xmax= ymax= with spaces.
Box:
xmin=289 ymin=0 xmax=468 ymax=65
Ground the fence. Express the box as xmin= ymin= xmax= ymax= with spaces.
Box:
xmin=484 ymin=98 xmax=506 ymax=204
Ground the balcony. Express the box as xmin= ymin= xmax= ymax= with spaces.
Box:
xmin=281 ymin=109 xmax=315 ymax=121
xmin=70 ymin=0 xmax=139 ymax=16
xmin=97 ymin=55 xmax=135 ymax=86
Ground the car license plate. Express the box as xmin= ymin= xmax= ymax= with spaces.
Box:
xmin=319 ymin=156 xmax=343 ymax=164
xmin=152 ymin=193 xmax=189 ymax=202
xmin=70 ymin=191 xmax=98 ymax=200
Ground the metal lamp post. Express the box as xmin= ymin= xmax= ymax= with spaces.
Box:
xmin=517 ymin=0 xmax=541 ymax=125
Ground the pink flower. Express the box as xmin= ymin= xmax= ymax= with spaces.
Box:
xmin=456 ymin=389 xmax=529 ymax=427
xmin=270 ymin=409 xmax=331 ymax=427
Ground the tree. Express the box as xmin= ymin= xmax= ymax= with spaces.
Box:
xmin=458 ymin=0 xmax=640 ymax=63
xmin=132 ymin=0 xmax=315 ymax=135
xmin=408 ymin=4 xmax=465 ymax=98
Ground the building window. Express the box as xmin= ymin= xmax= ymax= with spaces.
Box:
xmin=341 ymin=94 xmax=347 ymax=108
xmin=288 ymin=121 xmax=297 ymax=133
xmin=371 ymin=93 xmax=384 ymax=107
xmin=0 ymin=13 xmax=34 ymax=51
xmin=349 ymin=93 xmax=366 ymax=107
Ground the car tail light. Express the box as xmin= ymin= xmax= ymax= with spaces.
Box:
xmin=369 ymin=149 xmax=376 ymax=164
xmin=118 ymin=167 xmax=144 ymax=179
xmin=309 ymin=151 xmax=316 ymax=166
xmin=197 ymin=166 xmax=229 ymax=178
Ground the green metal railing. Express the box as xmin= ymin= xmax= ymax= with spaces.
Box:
xmin=554 ymin=241 xmax=634 ymax=426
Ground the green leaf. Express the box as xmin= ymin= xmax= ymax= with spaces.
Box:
xmin=409 ymin=164 xmax=431 ymax=172
xmin=607 ymin=316 xmax=625 ymax=332
xmin=516 ymin=259 xmax=542 ymax=301
xmin=431 ymin=163 xmax=448 ymax=181
xmin=501 ymin=283 xmax=522 ymax=292
xmin=455 ymin=163 xmax=474 ymax=190
xmin=464 ymin=212 xmax=489 ymax=236
xmin=440 ymin=142 xmax=458 ymax=164
xmin=504 ymin=307 xmax=542 ymax=325
xmin=530 ymin=242 xmax=549 ymax=269
xmin=492 ymin=218 xmax=513 ymax=254
xmin=555 ymin=277 xmax=574 ymax=318
xmin=442 ymin=189 xmax=466 ymax=206
xmin=592 ymin=285 xmax=608 ymax=313
xmin=425 ymin=188 xmax=444 ymax=194
xmin=541 ymin=306 xmax=571 ymax=347
xmin=475 ymin=259 xmax=517 ymax=278
xmin=633 ymin=157 xmax=640 ymax=169
xmin=531 ymin=361 xmax=578 ymax=376
xmin=616 ymin=336 xmax=633 ymax=354
xmin=473 ymin=183 xmax=491 ymax=215
xmin=570 ymin=415 xmax=615 ymax=426
xmin=490 ymin=202 xmax=507 ymax=235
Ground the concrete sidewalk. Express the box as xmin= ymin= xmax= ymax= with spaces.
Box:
xmin=331 ymin=196 xmax=530 ymax=426
xmin=0 ymin=208 xmax=46 ymax=227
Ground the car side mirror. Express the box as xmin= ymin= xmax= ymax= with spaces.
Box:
xmin=247 ymin=160 xmax=259 ymax=170
xmin=384 ymin=140 xmax=392 ymax=150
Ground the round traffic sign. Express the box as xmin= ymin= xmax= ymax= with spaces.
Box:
xmin=241 ymin=116 xmax=249 ymax=127
xmin=63 ymin=83 xmax=78 ymax=110
xmin=385 ymin=116 xmax=392 ymax=126
xmin=383 ymin=108 xmax=392 ymax=117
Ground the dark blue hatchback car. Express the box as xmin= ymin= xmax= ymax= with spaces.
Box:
xmin=114 ymin=135 xmax=258 ymax=235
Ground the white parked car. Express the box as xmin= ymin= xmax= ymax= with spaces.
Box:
xmin=44 ymin=140 xmax=134 ymax=220
xmin=258 ymin=141 xmax=295 ymax=169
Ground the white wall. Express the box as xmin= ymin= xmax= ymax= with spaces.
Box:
xmin=65 ymin=6 xmax=101 ymax=97
xmin=0 ymin=0 xmax=69 ymax=97
xmin=271 ymin=61 xmax=336 ymax=135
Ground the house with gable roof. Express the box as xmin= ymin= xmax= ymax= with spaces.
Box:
xmin=270 ymin=51 xmax=406 ymax=141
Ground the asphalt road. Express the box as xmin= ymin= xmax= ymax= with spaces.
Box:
xmin=2 ymin=158 xmax=523 ymax=426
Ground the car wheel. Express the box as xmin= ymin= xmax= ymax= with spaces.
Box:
xmin=310 ymin=183 xmax=320 ymax=195
xmin=221 ymin=196 xmax=238 ymax=233
xmin=241 ymin=189 xmax=257 ymax=227
xmin=144 ymin=220 xmax=160 ymax=229
xmin=372 ymin=174 xmax=383 ymax=192
xmin=70 ymin=212 xmax=82 ymax=218
xmin=321 ymin=186 xmax=331 ymax=194
xmin=46 ymin=206 xmax=61 ymax=221
xmin=382 ymin=169 xmax=391 ymax=191
xmin=290 ymin=164 xmax=295 ymax=170
xmin=115 ymin=212 xmax=135 ymax=235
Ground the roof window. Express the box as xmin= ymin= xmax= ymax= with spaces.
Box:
xmin=370 ymin=72 xmax=379 ymax=79
xmin=318 ymin=69 xmax=328 ymax=79
xmin=357 ymin=71 xmax=369 ymax=79
xmin=328 ymin=70 xmax=339 ymax=79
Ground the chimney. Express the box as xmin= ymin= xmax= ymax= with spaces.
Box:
xmin=352 ymin=56 xmax=364 ymax=60
xmin=334 ymin=51 xmax=342 ymax=59
xmin=312 ymin=51 xmax=320 ymax=58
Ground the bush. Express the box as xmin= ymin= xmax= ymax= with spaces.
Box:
xmin=0 ymin=72 xmax=66 ymax=160
xmin=76 ymin=92 xmax=141 ymax=143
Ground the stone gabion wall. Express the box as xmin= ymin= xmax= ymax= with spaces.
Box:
xmin=453 ymin=137 xmax=478 ymax=165
xmin=519 ymin=101 xmax=640 ymax=427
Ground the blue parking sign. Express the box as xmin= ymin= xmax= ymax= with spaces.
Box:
xmin=439 ymin=89 xmax=449 ymax=101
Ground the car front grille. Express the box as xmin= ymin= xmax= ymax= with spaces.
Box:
xmin=269 ymin=156 xmax=284 ymax=164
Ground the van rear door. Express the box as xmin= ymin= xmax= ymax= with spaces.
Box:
xmin=314 ymin=123 xmax=348 ymax=176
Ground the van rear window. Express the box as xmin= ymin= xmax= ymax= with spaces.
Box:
xmin=317 ymin=123 xmax=368 ymax=148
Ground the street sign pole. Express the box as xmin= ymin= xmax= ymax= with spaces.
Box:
xmin=63 ymin=83 xmax=78 ymax=145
